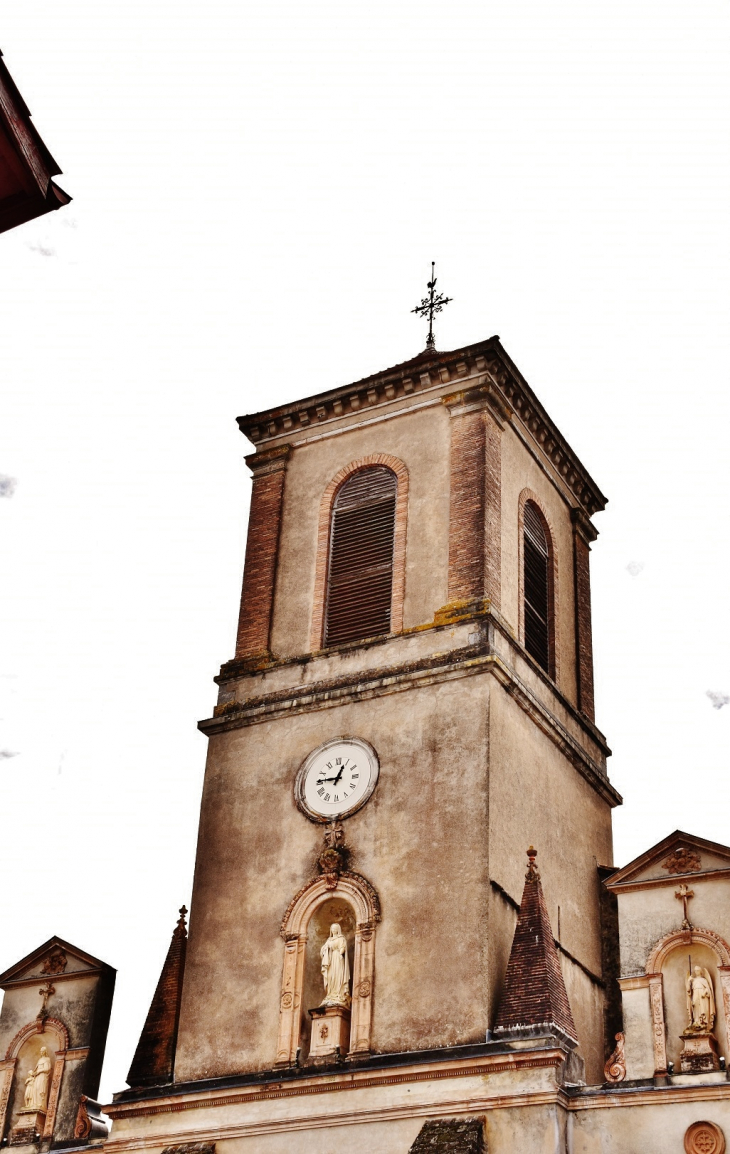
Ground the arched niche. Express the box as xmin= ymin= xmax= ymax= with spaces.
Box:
xmin=0 ymin=1017 xmax=69 ymax=1143
xmin=645 ymin=928 xmax=730 ymax=1075
xmin=276 ymin=872 xmax=380 ymax=1067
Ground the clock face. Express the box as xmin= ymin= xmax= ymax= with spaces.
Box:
xmin=295 ymin=737 xmax=379 ymax=821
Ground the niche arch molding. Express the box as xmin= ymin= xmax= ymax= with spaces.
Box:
xmin=310 ymin=454 xmax=410 ymax=650
xmin=276 ymin=871 xmax=381 ymax=1067
xmin=644 ymin=926 xmax=730 ymax=1076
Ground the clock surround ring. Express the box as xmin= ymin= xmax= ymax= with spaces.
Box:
xmin=294 ymin=736 xmax=380 ymax=823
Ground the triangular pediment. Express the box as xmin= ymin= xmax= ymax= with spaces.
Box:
xmin=0 ymin=935 xmax=111 ymax=987
xmin=606 ymin=830 xmax=730 ymax=890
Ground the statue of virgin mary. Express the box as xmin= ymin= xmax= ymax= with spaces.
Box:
xmin=320 ymin=924 xmax=351 ymax=1007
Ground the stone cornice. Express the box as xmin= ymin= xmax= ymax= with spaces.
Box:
xmin=236 ymin=337 xmax=607 ymax=516
xmin=200 ymin=626 xmax=620 ymax=808
xmin=606 ymin=868 xmax=730 ymax=895
xmin=1 ymin=968 xmax=104 ymax=990
xmin=571 ymin=506 xmax=599 ymax=546
xmin=105 ymin=1045 xmax=568 ymax=1121
xmin=103 ymin=1051 xmax=730 ymax=1146
xmin=244 ymin=444 xmax=291 ymax=477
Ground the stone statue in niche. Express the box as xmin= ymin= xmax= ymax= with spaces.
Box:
xmin=23 ymin=1047 xmax=52 ymax=1111
xmin=686 ymin=966 xmax=716 ymax=1033
xmin=319 ymin=924 xmax=351 ymax=1007
xmin=679 ymin=963 xmax=721 ymax=1072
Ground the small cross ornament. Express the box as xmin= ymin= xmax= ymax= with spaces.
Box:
xmin=675 ymin=882 xmax=694 ymax=930
xmin=323 ymin=820 xmax=344 ymax=850
xmin=38 ymin=981 xmax=55 ymax=1018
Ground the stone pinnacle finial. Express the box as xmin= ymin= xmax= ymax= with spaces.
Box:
xmin=174 ymin=906 xmax=188 ymax=938
xmin=526 ymin=845 xmax=540 ymax=881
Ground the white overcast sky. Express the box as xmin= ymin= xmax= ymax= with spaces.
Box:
xmin=1 ymin=0 xmax=729 ymax=1104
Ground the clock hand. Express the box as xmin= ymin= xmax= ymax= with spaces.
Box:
xmin=333 ymin=765 xmax=345 ymax=785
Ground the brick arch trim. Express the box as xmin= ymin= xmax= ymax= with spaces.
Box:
xmin=310 ymin=454 xmax=409 ymax=650
xmin=518 ymin=488 xmax=560 ymax=685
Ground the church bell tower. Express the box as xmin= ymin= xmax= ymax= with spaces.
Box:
xmin=108 ymin=324 xmax=624 ymax=1152
xmin=167 ymin=329 xmax=619 ymax=1089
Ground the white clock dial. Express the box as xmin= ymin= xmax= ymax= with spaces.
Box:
xmin=295 ymin=737 xmax=379 ymax=821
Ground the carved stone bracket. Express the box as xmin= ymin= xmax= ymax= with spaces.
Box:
xmin=603 ymin=1032 xmax=626 ymax=1083
xmin=74 ymin=1096 xmax=92 ymax=1140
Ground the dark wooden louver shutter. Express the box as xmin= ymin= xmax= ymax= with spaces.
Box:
xmin=324 ymin=466 xmax=397 ymax=647
xmin=523 ymin=502 xmax=550 ymax=673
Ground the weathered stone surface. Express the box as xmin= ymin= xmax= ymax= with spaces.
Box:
xmin=409 ymin=1117 xmax=485 ymax=1153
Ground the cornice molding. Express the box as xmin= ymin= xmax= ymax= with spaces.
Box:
xmin=606 ymin=868 xmax=730 ymax=895
xmin=236 ymin=338 xmax=606 ymax=516
xmin=201 ymin=640 xmax=619 ymax=807
xmin=244 ymin=444 xmax=291 ymax=477
xmin=1 ymin=967 xmax=104 ymax=990
xmin=102 ymin=1060 xmax=730 ymax=1148
xmin=104 ymin=1048 xmax=567 ymax=1123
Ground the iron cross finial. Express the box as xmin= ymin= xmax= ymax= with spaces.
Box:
xmin=411 ymin=262 xmax=452 ymax=351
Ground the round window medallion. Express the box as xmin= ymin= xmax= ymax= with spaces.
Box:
xmin=685 ymin=1121 xmax=726 ymax=1154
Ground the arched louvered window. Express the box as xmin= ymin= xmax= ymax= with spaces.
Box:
xmin=523 ymin=501 xmax=553 ymax=675
xmin=324 ymin=466 xmax=397 ymax=647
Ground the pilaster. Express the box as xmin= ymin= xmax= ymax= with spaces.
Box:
xmin=443 ymin=386 xmax=506 ymax=607
xmin=571 ymin=507 xmax=597 ymax=722
xmin=235 ymin=445 xmax=291 ymax=659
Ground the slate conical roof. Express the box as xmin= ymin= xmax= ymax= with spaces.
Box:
xmin=127 ymin=907 xmax=187 ymax=1087
xmin=493 ymin=848 xmax=577 ymax=1042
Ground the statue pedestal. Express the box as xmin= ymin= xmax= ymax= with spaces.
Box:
xmin=9 ymin=1108 xmax=46 ymax=1146
xmin=308 ymin=1004 xmax=350 ymax=1064
xmin=679 ymin=1031 xmax=721 ymax=1073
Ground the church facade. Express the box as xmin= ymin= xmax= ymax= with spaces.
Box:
xmin=1 ymin=335 xmax=729 ymax=1151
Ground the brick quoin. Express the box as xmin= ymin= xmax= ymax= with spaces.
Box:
xmin=446 ymin=403 xmax=486 ymax=602
xmin=483 ymin=410 xmax=502 ymax=608
xmin=235 ymin=446 xmax=290 ymax=658
xmin=572 ymin=508 xmax=597 ymax=721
